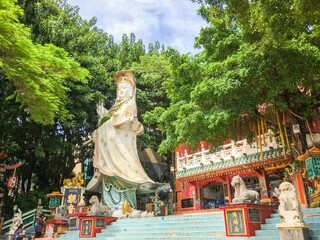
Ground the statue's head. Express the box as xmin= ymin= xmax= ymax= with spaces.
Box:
xmin=114 ymin=71 xmax=135 ymax=103
xmin=231 ymin=175 xmax=242 ymax=187
xmin=89 ymin=195 xmax=99 ymax=204
xmin=279 ymin=181 xmax=294 ymax=192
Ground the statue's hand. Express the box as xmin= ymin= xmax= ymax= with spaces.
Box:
xmin=96 ymin=102 xmax=108 ymax=117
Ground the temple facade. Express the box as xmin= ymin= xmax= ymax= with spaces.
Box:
xmin=174 ymin=132 xmax=309 ymax=213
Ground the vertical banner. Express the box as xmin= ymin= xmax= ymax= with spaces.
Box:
xmin=80 ymin=219 xmax=93 ymax=237
xmin=44 ymin=224 xmax=54 ymax=238
xmin=61 ymin=187 xmax=83 ymax=214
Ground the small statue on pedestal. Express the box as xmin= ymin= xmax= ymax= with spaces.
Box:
xmin=231 ymin=175 xmax=260 ymax=204
xmin=276 ymin=182 xmax=310 ymax=240
xmin=7 ymin=208 xmax=22 ymax=235
xmin=278 ymin=182 xmax=305 ymax=224
xmin=78 ymin=196 xmax=86 ymax=206
xmin=88 ymin=196 xmax=110 ymax=216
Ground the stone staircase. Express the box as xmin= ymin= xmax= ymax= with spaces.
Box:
xmin=56 ymin=208 xmax=320 ymax=240
xmin=60 ymin=211 xmax=226 ymax=239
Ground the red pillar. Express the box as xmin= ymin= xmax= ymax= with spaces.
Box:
xmin=292 ymin=172 xmax=308 ymax=208
xmin=195 ymin=181 xmax=201 ymax=210
xmin=259 ymin=169 xmax=271 ymax=205
xmin=225 ymin=176 xmax=232 ymax=204
xmin=175 ymin=180 xmax=182 ymax=213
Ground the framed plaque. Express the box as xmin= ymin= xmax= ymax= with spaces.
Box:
xmin=95 ymin=219 xmax=105 ymax=228
xmin=69 ymin=217 xmax=77 ymax=228
xmin=80 ymin=219 xmax=93 ymax=237
xmin=248 ymin=208 xmax=261 ymax=223
xmin=181 ymin=198 xmax=194 ymax=208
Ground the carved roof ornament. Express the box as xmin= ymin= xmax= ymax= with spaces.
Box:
xmin=297 ymin=146 xmax=320 ymax=161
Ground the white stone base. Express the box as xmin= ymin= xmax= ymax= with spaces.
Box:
xmin=277 ymin=227 xmax=310 ymax=240
xmin=276 ymin=222 xmax=310 ymax=229
xmin=278 ymin=210 xmax=305 ymax=226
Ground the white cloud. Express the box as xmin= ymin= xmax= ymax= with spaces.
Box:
xmin=67 ymin=0 xmax=206 ymax=54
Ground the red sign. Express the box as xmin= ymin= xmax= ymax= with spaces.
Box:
xmin=7 ymin=177 xmax=17 ymax=188
xmin=45 ymin=224 xmax=54 ymax=238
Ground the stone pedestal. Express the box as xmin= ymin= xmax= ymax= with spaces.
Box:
xmin=49 ymin=218 xmax=68 ymax=238
xmin=221 ymin=204 xmax=275 ymax=237
xmin=277 ymin=223 xmax=310 ymax=240
xmin=67 ymin=205 xmax=90 ymax=230
xmin=68 ymin=212 xmax=88 ymax=230
xmin=79 ymin=216 xmax=117 ymax=238
xmin=5 ymin=234 xmax=13 ymax=240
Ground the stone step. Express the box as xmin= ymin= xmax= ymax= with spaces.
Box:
xmin=269 ymin=217 xmax=320 ymax=223
xmin=115 ymin=213 xmax=224 ymax=223
xmin=302 ymin=208 xmax=320 ymax=213
xmin=265 ymin=218 xmax=280 ymax=224
xmin=60 ymin=231 xmax=79 ymax=238
xmin=261 ymin=224 xmax=277 ymax=230
xmin=108 ymin=219 xmax=224 ymax=228
xmin=98 ymin=230 xmax=225 ymax=238
xmin=311 ymin=230 xmax=320 ymax=235
xmin=310 ymin=223 xmax=320 ymax=229
xmin=255 ymin=229 xmax=279 ymax=236
xmin=262 ymin=218 xmax=320 ymax=230
xmin=101 ymin=225 xmax=225 ymax=233
xmin=59 ymin=237 xmax=226 ymax=240
xmin=250 ymin=237 xmax=280 ymax=240
xmin=224 ymin=237 xmax=280 ymax=240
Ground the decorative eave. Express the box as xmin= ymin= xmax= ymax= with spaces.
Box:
xmin=47 ymin=191 xmax=64 ymax=197
xmin=176 ymin=148 xmax=292 ymax=182
xmin=0 ymin=161 xmax=23 ymax=170
xmin=297 ymin=146 xmax=320 ymax=161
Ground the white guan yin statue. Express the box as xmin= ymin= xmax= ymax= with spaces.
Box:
xmin=86 ymin=71 xmax=155 ymax=209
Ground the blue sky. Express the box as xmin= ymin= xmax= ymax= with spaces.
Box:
xmin=67 ymin=0 xmax=207 ymax=54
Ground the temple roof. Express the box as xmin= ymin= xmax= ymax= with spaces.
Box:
xmin=297 ymin=146 xmax=320 ymax=161
xmin=176 ymin=148 xmax=289 ymax=181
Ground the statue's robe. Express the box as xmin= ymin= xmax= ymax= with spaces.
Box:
xmin=89 ymin=94 xmax=154 ymax=208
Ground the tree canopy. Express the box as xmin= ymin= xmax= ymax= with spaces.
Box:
xmin=0 ymin=0 xmax=89 ymax=124
xmin=0 ymin=0 xmax=174 ymax=219
xmin=146 ymin=0 xmax=320 ymax=154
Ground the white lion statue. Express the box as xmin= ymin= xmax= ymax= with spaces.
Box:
xmin=8 ymin=208 xmax=22 ymax=235
xmin=278 ymin=182 xmax=304 ymax=224
xmin=88 ymin=195 xmax=110 ymax=216
xmin=231 ymin=175 xmax=260 ymax=204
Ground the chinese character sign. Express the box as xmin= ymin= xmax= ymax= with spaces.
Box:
xmin=226 ymin=209 xmax=246 ymax=235
xmin=80 ymin=219 xmax=93 ymax=237
xmin=61 ymin=187 xmax=83 ymax=214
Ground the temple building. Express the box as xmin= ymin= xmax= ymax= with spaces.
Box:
xmin=174 ymin=131 xmax=310 ymax=213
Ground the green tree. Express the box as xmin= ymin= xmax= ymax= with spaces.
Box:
xmin=0 ymin=0 xmax=89 ymax=124
xmin=148 ymin=0 xmax=320 ymax=154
